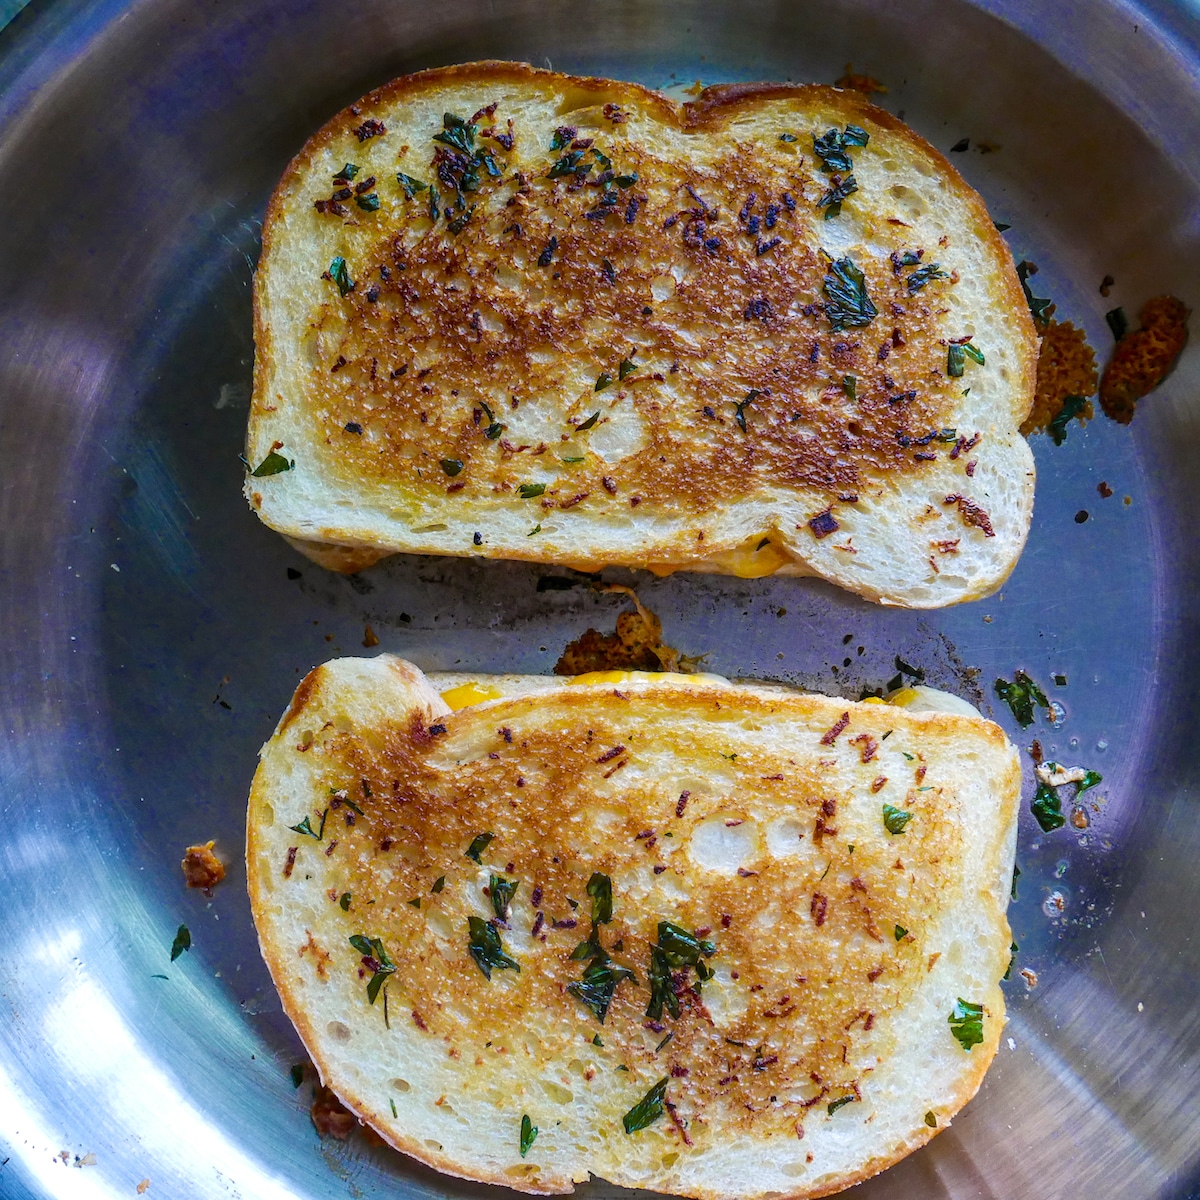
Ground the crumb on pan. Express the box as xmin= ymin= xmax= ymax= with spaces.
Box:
xmin=1020 ymin=319 xmax=1098 ymax=437
xmin=835 ymin=65 xmax=887 ymax=95
xmin=311 ymin=1086 xmax=357 ymax=1140
xmin=554 ymin=588 xmax=695 ymax=675
xmin=1099 ymin=295 xmax=1189 ymax=424
xmin=181 ymin=841 xmax=225 ymax=890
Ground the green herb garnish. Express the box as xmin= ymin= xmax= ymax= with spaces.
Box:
xmin=734 ymin=389 xmax=759 ymax=433
xmin=432 ymin=112 xmax=477 ymax=154
xmin=1016 ymin=261 xmax=1053 ymax=328
xmin=894 ymin=924 xmax=908 ymax=941
xmin=994 ymin=671 xmax=1049 ymax=728
xmin=1031 ymin=782 xmax=1065 ymax=832
xmin=337 ymin=163 xmax=360 ymax=180
xmin=622 ymin=1078 xmax=668 ymax=1134
xmin=925 ymin=1111 xmax=937 ymax=1128
xmin=948 ymin=998 xmax=984 ymax=1050
xmin=447 ymin=205 xmax=475 ymax=234
xmin=823 ymin=256 xmax=877 ymax=330
xmin=947 ymin=341 xmax=983 ymax=377
xmin=1077 ymin=769 xmax=1102 ymax=795
xmin=440 ymin=458 xmax=464 ymax=476
xmin=812 ymin=125 xmax=869 ymax=173
xmin=595 ymin=372 xmax=613 ymax=392
xmin=614 ymin=173 xmax=639 ymax=188
xmin=842 ymin=374 xmax=857 ymax=400
xmin=818 ymin=173 xmax=858 ymax=219
xmin=289 ymin=809 xmax=327 ymax=840
xmin=520 ymin=1113 xmax=538 ymax=1157
xmin=428 ymin=188 xmax=440 ymax=223
xmin=170 ymin=924 xmax=191 ymax=961
xmin=490 ymin=874 xmax=519 ymax=921
xmin=432 ymin=876 xmax=446 ymax=894
xmin=466 ymin=915 xmax=520 ymax=979
xmin=355 ymin=193 xmax=380 ymax=212
xmin=827 ymin=1095 xmax=857 ymax=1116
xmin=646 ymin=921 xmax=716 ymax=1020
xmin=567 ymin=948 xmax=637 ymax=1022
xmin=339 ymin=893 xmax=352 ymax=911
xmin=1004 ymin=940 xmax=1018 ymax=980
xmin=465 ymin=831 xmax=495 ymax=862
xmin=1011 ymin=863 xmax=1021 ymax=900
xmin=548 ymin=150 xmax=589 ymax=179
xmin=390 ymin=1098 xmax=398 ymax=1118
xmin=518 ymin=482 xmax=546 ymax=499
xmin=778 ymin=133 xmax=797 ymax=143
xmin=479 ymin=400 xmax=504 ymax=440
xmin=577 ymin=411 xmax=601 ymax=431
xmin=587 ymin=872 xmax=614 ymax=925
xmin=1048 ymin=394 xmax=1088 ymax=445
xmin=593 ymin=1034 xmax=604 ymax=1046
xmin=618 ymin=358 xmax=636 ymax=381
xmin=907 ymin=263 xmax=948 ymax=293
xmin=328 ymin=255 xmax=353 ymax=296
xmin=348 ymin=933 xmax=395 ymax=1004
xmin=250 ymin=449 xmax=294 ymax=477
xmin=397 ymin=172 xmax=428 ymax=198
xmin=882 ymin=804 xmax=913 ymax=835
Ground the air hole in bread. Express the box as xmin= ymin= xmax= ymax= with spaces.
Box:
xmin=413 ymin=524 xmax=449 ymax=533
xmin=424 ymin=1139 xmax=443 ymax=1152
xmin=542 ymin=1080 xmax=574 ymax=1104
xmin=651 ymin=275 xmax=675 ymax=302
xmin=327 ymin=1020 xmax=352 ymax=1043
xmin=259 ymin=801 xmax=275 ymax=825
xmin=391 ymin=1078 xmax=411 ymax=1092
xmin=689 ymin=815 xmax=760 ymax=874
xmin=555 ymin=88 xmax=626 ymax=116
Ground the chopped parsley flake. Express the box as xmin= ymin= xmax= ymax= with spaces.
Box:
xmin=518 ymin=482 xmax=546 ymax=499
xmin=328 ymin=255 xmax=353 ymax=296
xmin=490 ymin=874 xmax=519 ymax=921
xmin=1016 ymin=261 xmax=1054 ymax=328
xmin=948 ymin=998 xmax=984 ymax=1050
xmin=894 ymin=924 xmax=908 ymax=941
xmin=466 ymin=915 xmax=520 ymax=979
xmin=812 ymin=124 xmax=869 ymax=174
xmin=348 ymin=933 xmax=395 ymax=1004
xmin=567 ymin=946 xmax=637 ymax=1023
xmin=1106 ymin=306 xmax=1128 ymax=342
xmin=823 ymin=256 xmax=878 ymax=330
xmin=948 ymin=340 xmax=984 ymax=376
xmin=355 ymin=193 xmax=380 ymax=212
xmin=618 ymin=358 xmax=636 ymax=381
xmin=587 ymin=872 xmax=614 ymax=925
xmin=432 ymin=112 xmax=477 ymax=154
xmin=290 ymin=1063 xmax=305 ymax=1088
xmin=440 ymin=458 xmax=464 ymax=476
xmin=577 ymin=411 xmax=601 ymax=431
xmin=907 ymin=262 xmax=948 ymax=293
xmin=994 ymin=671 xmax=1049 ymax=728
xmin=1031 ymin=782 xmax=1065 ymax=832
xmin=647 ymin=921 xmax=716 ymax=1020
xmin=842 ymin=374 xmax=857 ymax=400
xmin=479 ymin=401 xmax=504 ymax=440
xmin=432 ymin=876 xmax=446 ymax=894
xmin=337 ymin=163 xmax=360 ymax=180
xmin=622 ymin=1078 xmax=668 ymax=1134
xmin=925 ymin=1111 xmax=937 ymax=1128
xmin=734 ymin=390 xmax=760 ymax=433
xmin=1048 ymin=395 xmax=1088 ymax=445
xmin=396 ymin=172 xmax=428 ymax=198
xmin=595 ymin=372 xmax=613 ymax=392
xmin=170 ymin=924 xmax=191 ymax=961
xmin=827 ymin=1095 xmax=857 ymax=1116
xmin=288 ymin=809 xmax=327 ymax=840
xmin=339 ymin=892 xmax=352 ymax=911
xmin=882 ymin=804 xmax=913 ymax=835
xmin=520 ymin=1113 xmax=538 ymax=1157
xmin=465 ymin=831 xmax=495 ymax=863
xmin=250 ymin=449 xmax=294 ymax=477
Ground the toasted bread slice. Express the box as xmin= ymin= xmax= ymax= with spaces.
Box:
xmin=247 ymin=63 xmax=1036 ymax=607
xmin=247 ymin=657 xmax=1019 ymax=1198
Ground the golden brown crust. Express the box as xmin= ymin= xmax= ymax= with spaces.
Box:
xmin=248 ymin=662 xmax=1015 ymax=1199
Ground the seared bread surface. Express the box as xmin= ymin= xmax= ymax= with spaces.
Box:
xmin=247 ymin=62 xmax=1037 ymax=606
xmin=247 ymin=657 xmax=1020 ymax=1198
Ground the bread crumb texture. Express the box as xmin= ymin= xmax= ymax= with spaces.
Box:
xmin=248 ymin=656 xmax=1020 ymax=1200
xmin=248 ymin=63 xmax=1037 ymax=607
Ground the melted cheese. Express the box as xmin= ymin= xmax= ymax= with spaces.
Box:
xmin=440 ymin=682 xmax=504 ymax=710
